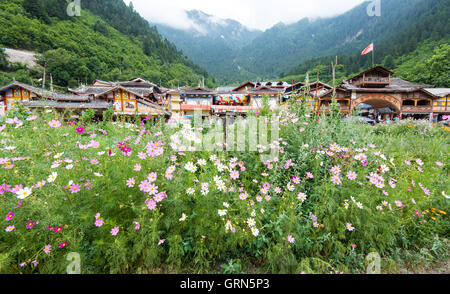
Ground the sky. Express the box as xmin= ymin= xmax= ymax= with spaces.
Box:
xmin=127 ymin=0 xmax=367 ymax=31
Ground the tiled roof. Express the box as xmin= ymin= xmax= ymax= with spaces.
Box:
xmin=0 ymin=82 xmax=90 ymax=102
xmin=23 ymin=100 xmax=111 ymax=109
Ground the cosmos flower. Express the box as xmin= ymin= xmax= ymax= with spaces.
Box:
xmin=126 ymin=178 xmax=135 ymax=188
xmin=5 ymin=212 xmax=14 ymax=221
xmin=346 ymin=171 xmax=357 ymax=181
xmin=179 ymin=213 xmax=187 ymax=222
xmin=48 ymin=120 xmax=62 ymax=128
xmin=69 ymin=184 xmax=81 ymax=194
xmin=287 ymin=235 xmax=295 ymax=244
xmin=43 ymin=245 xmax=52 ymax=255
xmin=59 ymin=241 xmax=68 ymax=249
xmin=76 ymin=126 xmax=85 ymax=134
xmin=95 ymin=219 xmax=103 ymax=227
xmin=16 ymin=187 xmax=32 ymax=199
xmin=110 ymin=226 xmax=119 ymax=236
xmin=346 ymin=223 xmax=355 ymax=231
xmin=5 ymin=225 xmax=15 ymax=232
xmin=26 ymin=221 xmax=34 ymax=229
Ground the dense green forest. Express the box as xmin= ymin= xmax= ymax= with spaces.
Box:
xmin=280 ymin=0 xmax=450 ymax=87
xmin=0 ymin=0 xmax=216 ymax=89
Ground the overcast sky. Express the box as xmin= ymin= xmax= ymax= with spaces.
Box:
xmin=127 ymin=0 xmax=368 ymax=31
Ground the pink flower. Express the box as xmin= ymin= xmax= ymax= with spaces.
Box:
xmin=111 ymin=226 xmax=119 ymax=236
xmin=134 ymin=164 xmax=141 ymax=171
xmin=95 ymin=219 xmax=104 ymax=227
xmin=346 ymin=223 xmax=355 ymax=231
xmin=346 ymin=171 xmax=357 ymax=181
xmin=70 ymin=184 xmax=81 ymax=194
xmin=126 ymin=178 xmax=135 ymax=188
xmin=48 ymin=120 xmax=62 ymax=128
xmin=158 ymin=239 xmax=166 ymax=246
xmin=5 ymin=225 xmax=15 ymax=232
xmin=230 ymin=170 xmax=239 ymax=180
xmin=59 ymin=241 xmax=68 ymax=248
xmin=134 ymin=222 xmax=140 ymax=230
xmin=435 ymin=161 xmax=443 ymax=167
xmin=331 ymin=175 xmax=342 ymax=185
xmin=146 ymin=199 xmax=156 ymax=210
xmin=43 ymin=245 xmax=52 ymax=255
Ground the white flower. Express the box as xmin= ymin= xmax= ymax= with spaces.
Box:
xmin=247 ymin=218 xmax=256 ymax=227
xmin=16 ymin=187 xmax=32 ymax=199
xmin=223 ymin=202 xmax=230 ymax=208
xmin=93 ymin=172 xmax=103 ymax=177
xmin=47 ymin=172 xmax=58 ymax=183
xmin=356 ymin=202 xmax=364 ymax=209
xmin=251 ymin=210 xmax=256 ymax=217
xmin=218 ymin=209 xmax=227 ymax=217
xmin=251 ymin=227 xmax=259 ymax=237
xmin=443 ymin=191 xmax=449 ymax=199
xmin=184 ymin=162 xmax=197 ymax=173
xmin=197 ymin=159 xmax=207 ymax=166
xmin=54 ymin=152 xmax=64 ymax=159
xmin=66 ymin=164 xmax=74 ymax=170
xmin=186 ymin=188 xmax=195 ymax=195
xmin=179 ymin=213 xmax=187 ymax=222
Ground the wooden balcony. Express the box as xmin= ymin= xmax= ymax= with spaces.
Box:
xmin=402 ymin=106 xmax=433 ymax=113
xmin=355 ymin=77 xmax=390 ymax=88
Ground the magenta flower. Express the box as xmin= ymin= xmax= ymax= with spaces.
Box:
xmin=59 ymin=241 xmax=68 ymax=249
xmin=5 ymin=212 xmax=14 ymax=221
xmin=76 ymin=126 xmax=85 ymax=134
xmin=26 ymin=221 xmax=34 ymax=229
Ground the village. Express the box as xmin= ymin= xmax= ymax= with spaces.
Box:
xmin=0 ymin=66 xmax=449 ymax=123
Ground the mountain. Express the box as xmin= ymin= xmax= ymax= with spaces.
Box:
xmin=0 ymin=0 xmax=215 ymax=89
xmin=152 ymin=0 xmax=449 ymax=85
xmin=154 ymin=10 xmax=263 ymax=85
xmin=281 ymin=0 xmax=450 ymax=88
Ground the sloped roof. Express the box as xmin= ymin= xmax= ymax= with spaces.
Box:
xmin=423 ymin=88 xmax=450 ymax=97
xmin=0 ymin=82 xmax=90 ymax=102
xmin=23 ymin=100 xmax=111 ymax=109
xmin=347 ymin=66 xmax=395 ymax=81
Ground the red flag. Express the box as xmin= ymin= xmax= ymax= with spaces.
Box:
xmin=361 ymin=43 xmax=374 ymax=55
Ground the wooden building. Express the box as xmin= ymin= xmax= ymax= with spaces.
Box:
xmin=69 ymin=78 xmax=169 ymax=117
xmin=0 ymin=81 xmax=107 ymax=114
xmin=318 ymin=66 xmax=443 ymax=121
xmin=179 ymin=86 xmax=216 ymax=118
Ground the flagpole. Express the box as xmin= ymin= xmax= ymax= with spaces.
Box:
xmin=372 ymin=41 xmax=374 ymax=67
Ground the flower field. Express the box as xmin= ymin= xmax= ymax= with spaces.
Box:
xmin=0 ymin=104 xmax=449 ymax=274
